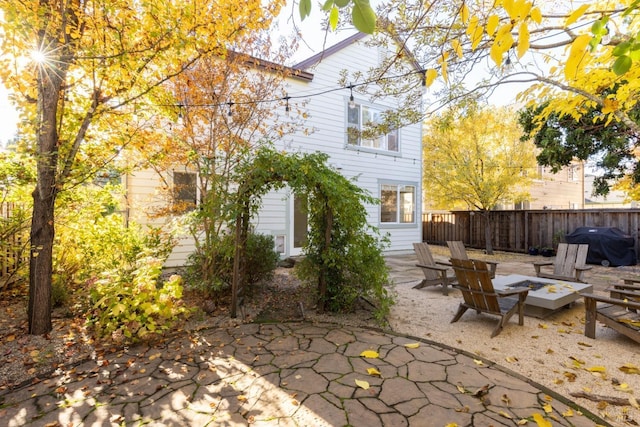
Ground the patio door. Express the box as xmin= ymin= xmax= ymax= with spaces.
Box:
xmin=290 ymin=194 xmax=308 ymax=256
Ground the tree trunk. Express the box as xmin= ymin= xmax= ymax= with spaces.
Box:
xmin=28 ymin=26 xmax=65 ymax=334
xmin=483 ymin=211 xmax=494 ymax=255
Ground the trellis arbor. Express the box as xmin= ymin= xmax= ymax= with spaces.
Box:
xmin=231 ymin=148 xmax=393 ymax=321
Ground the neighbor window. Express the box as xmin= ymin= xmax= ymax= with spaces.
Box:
xmin=347 ymin=102 xmax=398 ymax=152
xmin=380 ymin=184 xmax=415 ymax=224
xmin=173 ymin=171 xmax=197 ymax=211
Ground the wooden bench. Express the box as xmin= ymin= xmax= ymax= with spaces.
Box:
xmin=581 ymin=286 xmax=640 ymax=344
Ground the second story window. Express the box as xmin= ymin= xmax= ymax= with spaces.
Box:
xmin=347 ymin=102 xmax=398 ymax=152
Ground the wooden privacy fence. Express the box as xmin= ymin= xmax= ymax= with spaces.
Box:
xmin=423 ymin=209 xmax=640 ymax=259
xmin=1 ymin=202 xmax=28 ymax=288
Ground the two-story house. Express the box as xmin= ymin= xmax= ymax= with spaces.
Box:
xmin=125 ymin=32 xmax=424 ymax=267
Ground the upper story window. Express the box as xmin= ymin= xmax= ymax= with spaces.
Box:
xmin=347 ymin=102 xmax=398 ymax=152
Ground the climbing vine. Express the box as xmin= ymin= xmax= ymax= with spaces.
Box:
xmin=232 ymin=147 xmax=393 ymax=321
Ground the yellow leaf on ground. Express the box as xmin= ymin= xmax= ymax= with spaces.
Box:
xmin=445 ymin=424 xmax=458 ymax=427
xmin=630 ymin=396 xmax=639 ymax=409
xmin=456 ymin=384 xmax=467 ymax=393
xmin=237 ymin=395 xmax=248 ymax=402
xmin=587 ymin=366 xmax=606 ymax=373
xmin=543 ymin=403 xmax=552 ymax=413
xmin=404 ymin=342 xmax=420 ymax=349
xmin=355 ymin=379 xmax=370 ymax=390
xmin=360 ymin=350 xmax=379 ymax=359
xmin=538 ymin=323 xmax=548 ymax=329
xmin=499 ymin=410 xmax=512 ymax=419
xmin=563 ymin=408 xmax=574 ymax=417
xmin=619 ymin=363 xmax=640 ymax=375
xmin=505 ymin=356 xmax=518 ymax=363
xmin=532 ymin=413 xmax=552 ymax=427
xmin=367 ymin=367 xmax=381 ymax=376
xmin=473 ymin=359 xmax=484 ymax=366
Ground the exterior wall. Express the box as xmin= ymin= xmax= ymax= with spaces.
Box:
xmin=253 ymin=36 xmax=423 ymax=254
xmin=525 ymin=163 xmax=584 ymax=210
xmin=125 ymin=34 xmax=423 ymax=267
xmin=124 ymin=169 xmax=197 ymax=268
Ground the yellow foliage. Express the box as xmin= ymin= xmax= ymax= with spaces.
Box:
xmin=565 ymin=4 xmax=590 ymax=27
xmin=517 ymin=23 xmax=529 ymax=59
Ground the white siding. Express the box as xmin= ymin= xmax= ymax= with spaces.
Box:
xmin=266 ymin=35 xmax=423 ymax=254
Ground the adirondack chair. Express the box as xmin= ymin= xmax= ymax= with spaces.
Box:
xmin=450 ymin=258 xmax=529 ymax=337
xmin=581 ymin=281 xmax=640 ymax=343
xmin=533 ymin=243 xmax=592 ymax=282
xmin=446 ymin=241 xmax=498 ymax=278
xmin=412 ymin=242 xmax=456 ymax=295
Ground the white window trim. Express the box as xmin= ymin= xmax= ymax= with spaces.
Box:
xmin=379 ymin=181 xmax=418 ymax=227
xmin=345 ymin=97 xmax=400 ymax=155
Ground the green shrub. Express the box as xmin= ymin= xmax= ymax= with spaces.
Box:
xmin=185 ymin=231 xmax=279 ymax=295
xmin=87 ymin=256 xmax=187 ymax=344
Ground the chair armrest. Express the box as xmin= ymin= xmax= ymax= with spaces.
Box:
xmin=606 ymin=288 xmax=640 ymax=301
xmin=415 ymin=263 xmax=449 ymax=272
xmin=614 ymin=283 xmax=640 ymax=292
xmin=580 ymin=292 xmax=640 ymax=311
xmin=533 ymin=261 xmax=552 ymax=275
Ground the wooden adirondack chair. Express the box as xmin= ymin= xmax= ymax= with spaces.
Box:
xmin=450 ymin=258 xmax=529 ymax=337
xmin=581 ymin=280 xmax=640 ymax=343
xmin=533 ymin=243 xmax=591 ymax=282
xmin=412 ymin=242 xmax=456 ymax=295
xmin=446 ymin=241 xmax=498 ymax=278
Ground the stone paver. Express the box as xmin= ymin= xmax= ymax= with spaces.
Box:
xmin=1 ymin=321 xmax=609 ymax=426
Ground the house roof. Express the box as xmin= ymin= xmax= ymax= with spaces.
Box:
xmin=293 ymin=32 xmax=423 ymax=76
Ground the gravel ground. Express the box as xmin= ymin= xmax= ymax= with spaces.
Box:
xmin=1 ymin=261 xmax=639 ymax=427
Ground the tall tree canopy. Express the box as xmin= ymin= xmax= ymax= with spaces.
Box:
xmin=0 ymin=0 xmax=285 ymax=334
xmin=423 ymin=101 xmax=536 ymax=253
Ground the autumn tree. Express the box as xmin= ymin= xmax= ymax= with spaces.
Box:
xmin=519 ymin=102 xmax=640 ymax=197
xmin=138 ymin=32 xmax=307 ymax=291
xmin=0 ymin=0 xmax=285 ymax=335
xmin=423 ymin=101 xmax=536 ymax=254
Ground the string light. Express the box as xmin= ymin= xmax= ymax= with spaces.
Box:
xmin=348 ymin=84 xmax=356 ymax=109
xmin=158 ymin=68 xmax=425 ymax=113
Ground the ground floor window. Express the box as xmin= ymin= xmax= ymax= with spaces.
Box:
xmin=173 ymin=171 xmax=198 ymax=211
xmin=380 ymin=184 xmax=415 ymax=224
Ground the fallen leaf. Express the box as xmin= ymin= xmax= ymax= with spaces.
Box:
xmin=630 ymin=396 xmax=639 ymax=409
xmin=6 ymin=334 xmax=15 ymax=342
xmin=149 ymin=353 xmax=162 ymax=361
xmin=505 ymin=356 xmax=518 ymax=363
xmin=577 ymin=341 xmax=592 ymax=347
xmin=517 ymin=419 xmax=528 ymax=425
xmin=532 ymin=413 xmax=552 ymax=427
xmin=360 ymin=350 xmax=379 ymax=359
xmin=456 ymin=384 xmax=467 ymax=394
xmin=563 ymin=408 xmax=574 ymax=417
xmin=538 ymin=323 xmax=548 ymax=329
xmin=501 ymin=394 xmax=511 ymax=405
xmin=619 ymin=364 xmax=640 ymax=375
xmin=355 ymin=379 xmax=370 ymax=390
xmin=404 ymin=342 xmax=420 ymax=349
xmin=587 ymin=366 xmax=606 ymax=373
xmin=366 ymin=367 xmax=381 ymax=377
xmin=473 ymin=359 xmax=484 ymax=366
xmin=543 ymin=403 xmax=552 ymax=413
xmin=498 ymin=410 xmax=512 ymax=419
xmin=445 ymin=424 xmax=458 ymax=427
xmin=563 ymin=372 xmax=577 ymax=382
xmin=237 ymin=395 xmax=247 ymax=402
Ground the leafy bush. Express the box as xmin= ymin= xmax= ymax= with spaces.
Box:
xmin=185 ymin=231 xmax=279 ymax=295
xmin=87 ymin=256 xmax=187 ymax=343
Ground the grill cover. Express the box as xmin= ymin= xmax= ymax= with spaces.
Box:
xmin=565 ymin=227 xmax=636 ymax=266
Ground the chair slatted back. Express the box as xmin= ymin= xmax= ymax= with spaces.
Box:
xmin=553 ymin=243 xmax=588 ymax=277
xmin=413 ymin=243 xmax=439 ymax=281
xmin=447 ymin=241 xmax=468 ymax=260
xmin=451 ymin=258 xmax=500 ymax=314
